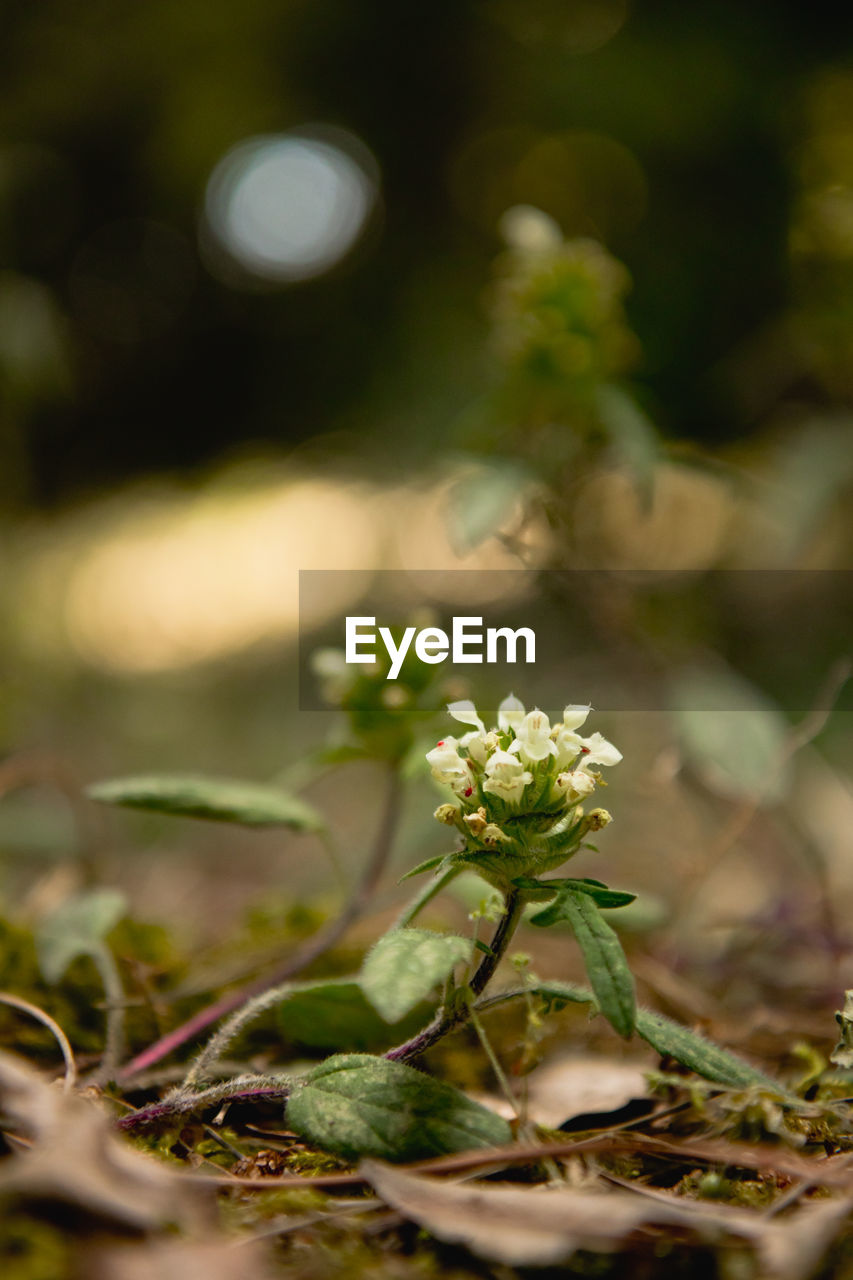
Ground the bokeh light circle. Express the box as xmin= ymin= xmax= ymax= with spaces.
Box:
xmin=203 ymin=128 xmax=379 ymax=284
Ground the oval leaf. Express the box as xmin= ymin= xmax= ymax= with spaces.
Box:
xmin=361 ymin=929 xmax=472 ymax=1024
xmin=87 ymin=774 xmax=324 ymax=831
xmin=36 ymin=889 xmax=127 ymax=984
xmin=278 ymin=981 xmax=431 ymax=1052
xmin=531 ymin=889 xmax=636 ymax=1038
xmin=286 ymin=1053 xmax=512 ymax=1161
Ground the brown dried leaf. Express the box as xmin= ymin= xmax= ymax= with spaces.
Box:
xmin=0 ymin=1051 xmax=211 ymax=1231
xmin=362 ymin=1160 xmax=852 ymax=1275
xmin=83 ymin=1239 xmax=274 ymax=1280
xmin=526 ymin=1054 xmax=650 ymax=1127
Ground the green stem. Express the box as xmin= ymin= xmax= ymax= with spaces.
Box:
xmin=385 ymin=888 xmax=525 ymax=1064
xmin=90 ymin=943 xmax=126 ymax=1085
xmin=119 ymin=761 xmax=402 ymax=1082
xmin=467 ymin=998 xmax=519 ymax=1120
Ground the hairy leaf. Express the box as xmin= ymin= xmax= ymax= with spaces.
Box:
xmin=87 ymin=774 xmax=324 ymax=830
xmin=635 ymin=1008 xmax=781 ymax=1091
xmin=35 ymin=889 xmax=127 ymax=984
xmin=501 ymin=981 xmax=779 ymax=1090
xmin=399 ymin=853 xmax=451 ymax=882
xmin=530 ymin=889 xmax=636 ymax=1037
xmin=286 ymin=1053 xmax=512 ymax=1161
xmin=361 ymin=929 xmax=472 ymax=1023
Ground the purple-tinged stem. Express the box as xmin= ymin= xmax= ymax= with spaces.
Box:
xmin=116 ymin=1081 xmax=290 ymax=1132
xmin=117 ymin=764 xmax=402 ymax=1082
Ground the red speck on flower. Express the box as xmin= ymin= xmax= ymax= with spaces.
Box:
xmin=437 ymin=740 xmax=445 ymax=746
xmin=580 ymin=746 xmax=590 ymax=754
xmin=464 ymin=786 xmax=473 ymax=797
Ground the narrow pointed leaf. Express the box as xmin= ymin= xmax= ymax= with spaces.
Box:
xmin=87 ymin=774 xmax=324 ymax=831
xmin=286 ymin=1053 xmax=512 ymax=1161
xmin=516 ymin=877 xmax=636 ymax=910
xmin=531 ymin=888 xmax=636 ymax=1038
xmin=482 ymin=981 xmax=779 ymax=1091
xmin=634 ymin=1008 xmax=779 ymax=1090
xmin=399 ymin=853 xmax=451 ymax=882
xmin=361 ymin=929 xmax=472 ymax=1023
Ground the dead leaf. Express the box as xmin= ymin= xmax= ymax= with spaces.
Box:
xmin=526 ymin=1054 xmax=651 ymax=1127
xmin=361 ymin=1159 xmax=852 ymax=1275
xmin=0 ymin=1051 xmax=211 ymax=1232
xmin=83 ymin=1238 xmax=274 ymax=1280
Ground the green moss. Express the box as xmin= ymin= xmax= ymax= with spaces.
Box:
xmin=0 ymin=1211 xmax=69 ymax=1280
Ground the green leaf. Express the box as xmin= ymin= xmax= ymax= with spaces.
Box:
xmin=399 ymin=853 xmax=451 ymax=882
xmin=635 ymin=1008 xmax=779 ymax=1091
xmin=285 ymin=1053 xmax=512 ymax=1161
xmin=278 ymin=981 xmax=430 ymax=1052
xmin=361 ymin=929 xmax=472 ymax=1024
xmin=487 ymin=981 xmax=779 ymax=1091
xmin=531 ymin=889 xmax=636 ymax=1038
xmin=35 ymin=889 xmax=127 ymax=983
xmin=515 ymin=877 xmax=636 ymax=910
xmin=446 ymin=459 xmax=533 ymax=554
xmin=87 ymin=774 xmax=324 ymax=831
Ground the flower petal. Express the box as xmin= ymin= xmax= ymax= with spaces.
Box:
xmin=447 ymin=700 xmax=485 ymax=732
xmin=562 ymin=704 xmax=591 ymax=731
xmin=498 ymin=694 xmax=526 ymax=731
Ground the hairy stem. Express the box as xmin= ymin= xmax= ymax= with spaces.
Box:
xmin=117 ymin=763 xmax=402 ymax=1081
xmin=116 ymin=1074 xmax=291 ymax=1133
xmin=385 ymin=888 xmax=525 ymax=1063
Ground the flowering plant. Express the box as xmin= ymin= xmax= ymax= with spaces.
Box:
xmin=99 ymin=687 xmax=774 ymax=1164
xmin=422 ymin=696 xmax=622 ymax=891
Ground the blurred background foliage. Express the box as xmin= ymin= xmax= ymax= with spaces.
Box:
xmin=0 ymin=0 xmax=852 ymax=1042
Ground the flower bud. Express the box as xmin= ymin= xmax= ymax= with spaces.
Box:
xmin=463 ymin=807 xmax=488 ymax=836
xmin=584 ymin=807 xmax=612 ymax=832
xmin=434 ymin=803 xmax=460 ymax=826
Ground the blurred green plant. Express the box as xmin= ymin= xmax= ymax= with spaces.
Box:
xmin=452 ymin=209 xmax=661 ymax=560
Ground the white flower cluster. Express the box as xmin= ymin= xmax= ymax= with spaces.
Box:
xmin=426 ymin=696 xmax=621 ymax=826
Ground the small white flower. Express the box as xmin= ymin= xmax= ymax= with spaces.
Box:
xmin=578 ymin=731 xmax=622 ymax=768
xmin=483 ymin=749 xmax=533 ymax=805
xmin=447 ymin=700 xmax=485 ymax=733
xmin=553 ymin=769 xmax=597 ymax=806
xmin=562 ymin=704 xmax=591 ymax=730
xmin=463 ymin=729 xmax=499 ymax=767
xmin=552 ymin=725 xmax=583 ymax=769
xmin=426 ymin=736 xmax=468 ymax=783
xmin=508 ymin=708 xmax=557 ymax=764
xmin=498 ymin=694 xmax=526 ymax=732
